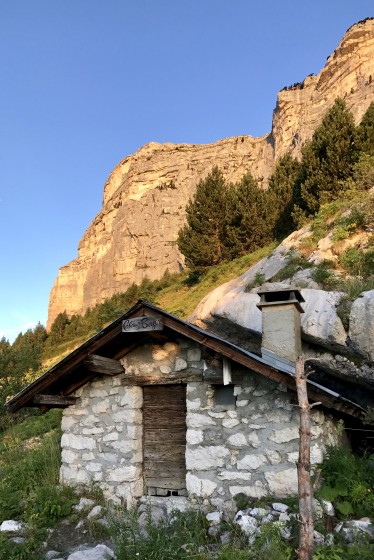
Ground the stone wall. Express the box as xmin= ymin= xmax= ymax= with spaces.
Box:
xmin=185 ymin=372 xmax=342 ymax=512
xmin=60 ymin=380 xmax=143 ymax=508
xmin=60 ymin=338 xmax=344 ymax=510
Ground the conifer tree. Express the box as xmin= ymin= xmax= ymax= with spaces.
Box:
xmin=356 ymin=101 xmax=374 ymax=156
xmin=294 ymin=98 xmax=357 ymax=217
xmin=49 ymin=311 xmax=70 ymax=344
xmin=224 ymin=173 xmax=272 ymax=257
xmin=267 ymin=154 xmax=301 ymax=238
xmin=177 ymin=167 xmax=228 ymax=268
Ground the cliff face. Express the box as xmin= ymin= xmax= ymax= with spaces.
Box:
xmin=47 ymin=19 xmax=374 ymax=329
xmin=272 ymin=20 xmax=374 ymax=161
xmin=48 ymin=136 xmax=273 ymax=327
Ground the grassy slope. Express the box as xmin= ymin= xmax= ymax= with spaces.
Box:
xmin=156 ymin=244 xmax=277 ymax=317
xmin=41 ymin=243 xmax=276 ymax=367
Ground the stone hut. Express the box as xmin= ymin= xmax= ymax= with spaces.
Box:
xmin=8 ymin=297 xmax=364 ymax=511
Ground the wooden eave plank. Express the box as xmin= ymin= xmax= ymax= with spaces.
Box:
xmin=33 ymin=394 xmax=77 ymax=406
xmin=8 ymin=324 xmax=124 ymax=411
xmin=121 ymin=372 xmax=202 ymax=386
xmin=84 ymin=354 xmax=125 ymax=375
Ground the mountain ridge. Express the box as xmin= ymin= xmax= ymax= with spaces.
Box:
xmin=47 ymin=19 xmax=374 ymax=329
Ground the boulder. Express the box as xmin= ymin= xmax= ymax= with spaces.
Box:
xmin=349 ymin=290 xmax=374 ymax=361
xmin=0 ymin=520 xmax=24 ymax=533
xmin=66 ymin=544 xmax=115 ymax=560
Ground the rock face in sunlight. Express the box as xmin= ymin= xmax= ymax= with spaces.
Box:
xmin=47 ymin=135 xmax=273 ymax=327
xmin=47 ymin=19 xmax=374 ymax=328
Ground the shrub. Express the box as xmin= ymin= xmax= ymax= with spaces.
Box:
xmin=336 ymin=297 xmax=351 ymax=330
xmin=311 ymin=262 xmax=340 ymax=289
xmin=339 ymin=247 xmax=374 ymax=277
xmin=251 ymin=522 xmax=293 ymax=560
xmin=24 ymin=484 xmax=77 ymax=528
xmin=245 ymin=272 xmax=266 ymax=292
xmin=339 ymin=277 xmax=374 ymax=301
xmin=317 ymin=446 xmax=374 ymax=519
xmin=313 ymin=543 xmax=374 ymax=560
xmin=271 ymin=250 xmax=312 ymax=282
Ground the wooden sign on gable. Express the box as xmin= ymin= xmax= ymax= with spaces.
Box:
xmin=122 ymin=315 xmax=164 ymax=333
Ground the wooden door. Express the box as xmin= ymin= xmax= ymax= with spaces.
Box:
xmin=143 ymin=385 xmax=186 ymax=495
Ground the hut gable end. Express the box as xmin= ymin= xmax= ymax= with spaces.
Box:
xmin=7 ymin=301 xmax=364 ymax=509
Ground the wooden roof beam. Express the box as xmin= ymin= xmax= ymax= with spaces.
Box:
xmin=84 ymin=354 xmax=125 ymax=375
xmin=33 ymin=394 xmax=77 ymax=407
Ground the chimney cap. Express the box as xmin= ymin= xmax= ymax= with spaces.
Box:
xmin=256 ymin=286 xmax=305 ymax=313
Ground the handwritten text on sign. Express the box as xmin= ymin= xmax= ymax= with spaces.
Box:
xmin=122 ymin=316 xmax=164 ymax=333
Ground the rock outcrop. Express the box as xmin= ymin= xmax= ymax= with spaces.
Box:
xmin=47 ymin=19 xmax=374 ymax=328
xmin=272 ymin=19 xmax=374 ymax=161
xmin=190 ymin=226 xmax=374 ymax=398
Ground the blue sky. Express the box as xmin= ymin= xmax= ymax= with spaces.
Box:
xmin=0 ymin=1 xmax=372 ymax=342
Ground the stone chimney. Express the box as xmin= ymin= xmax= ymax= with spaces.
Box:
xmin=256 ymin=287 xmax=305 ymax=364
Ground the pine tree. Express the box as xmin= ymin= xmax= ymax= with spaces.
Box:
xmin=267 ymin=154 xmax=301 ymax=238
xmin=12 ymin=325 xmax=46 ymax=373
xmin=356 ymin=101 xmax=374 ymax=156
xmin=49 ymin=311 xmax=70 ymax=344
xmin=224 ymin=173 xmax=273 ymax=258
xmin=177 ymin=167 xmax=228 ymax=268
xmin=295 ymin=98 xmax=357 ymax=217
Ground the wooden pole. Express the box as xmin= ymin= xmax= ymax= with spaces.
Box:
xmin=295 ymin=355 xmax=314 ymax=560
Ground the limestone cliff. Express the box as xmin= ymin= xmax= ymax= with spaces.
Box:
xmin=47 ymin=19 xmax=374 ymax=328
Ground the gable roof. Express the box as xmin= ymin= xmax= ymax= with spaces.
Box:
xmin=7 ymin=301 xmax=365 ymax=419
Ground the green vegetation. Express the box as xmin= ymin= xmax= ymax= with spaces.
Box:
xmin=0 ymin=410 xmax=64 ymax=521
xmin=0 ymin=410 xmax=80 ymax=559
xmin=310 ymin=262 xmax=340 ymax=290
xmin=271 ymin=250 xmax=312 ymax=283
xmin=110 ymin=506 xmax=294 ymax=560
xmin=245 ymin=272 xmax=266 ymax=291
xmin=267 ymin=153 xmax=301 ymax=238
xmin=178 ymin=100 xmax=374 ymax=270
xmin=0 ymin=400 xmax=373 ymax=558
xmin=339 ymin=246 xmax=374 ymax=277
xmin=0 ymin=324 xmax=46 ymax=418
xmin=293 ymin=98 xmax=358 ymax=220
xmin=177 ymin=168 xmax=273 ymax=268
xmin=110 ymin=508 xmax=210 ymax=560
xmin=312 ymin=543 xmax=374 ymax=560
xmin=316 ymin=446 xmax=374 ymax=519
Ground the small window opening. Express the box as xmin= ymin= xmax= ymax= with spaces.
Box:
xmin=214 ymin=385 xmax=236 ymax=411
